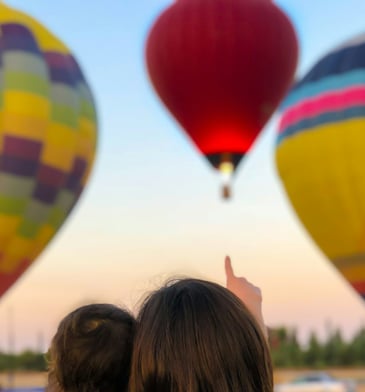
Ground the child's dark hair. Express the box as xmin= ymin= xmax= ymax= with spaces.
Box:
xmin=48 ymin=303 xmax=135 ymax=392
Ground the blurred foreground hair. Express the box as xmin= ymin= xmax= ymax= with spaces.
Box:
xmin=47 ymin=303 xmax=135 ymax=392
xmin=129 ymin=278 xmax=273 ymax=392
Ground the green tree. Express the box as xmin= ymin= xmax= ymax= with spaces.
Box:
xmin=323 ymin=328 xmax=346 ymax=366
xmin=270 ymin=327 xmax=304 ymax=367
xmin=17 ymin=350 xmax=47 ymax=371
xmin=348 ymin=327 xmax=365 ymax=365
xmin=303 ymin=331 xmax=323 ymax=368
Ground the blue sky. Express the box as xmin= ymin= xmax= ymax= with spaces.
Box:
xmin=1 ymin=0 xmax=365 ymax=350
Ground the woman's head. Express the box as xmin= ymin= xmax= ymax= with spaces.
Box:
xmin=130 ymin=278 xmax=273 ymax=392
xmin=48 ymin=303 xmax=135 ymax=392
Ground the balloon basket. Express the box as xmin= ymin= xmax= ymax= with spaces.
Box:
xmin=222 ymin=184 xmax=231 ymax=200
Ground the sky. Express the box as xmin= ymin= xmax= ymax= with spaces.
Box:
xmin=1 ymin=0 xmax=365 ymax=351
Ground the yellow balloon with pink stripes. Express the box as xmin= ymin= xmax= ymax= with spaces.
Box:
xmin=276 ymin=33 xmax=365 ymax=301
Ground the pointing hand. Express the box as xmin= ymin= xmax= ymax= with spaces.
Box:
xmin=225 ymin=255 xmax=268 ymax=339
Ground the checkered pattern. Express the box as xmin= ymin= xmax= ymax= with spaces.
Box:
xmin=0 ymin=3 xmax=97 ymax=298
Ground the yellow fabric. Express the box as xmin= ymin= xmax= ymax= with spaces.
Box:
xmin=0 ymin=216 xmax=20 ymax=237
xmin=276 ymin=117 xmax=365 ymax=267
xmin=0 ymin=236 xmax=33 ymax=273
xmin=41 ymin=144 xmax=76 ymax=171
xmin=2 ymin=113 xmax=48 ymax=140
xmin=46 ymin=124 xmax=78 ymax=149
xmin=29 ymin=225 xmax=55 ymax=259
xmin=4 ymin=91 xmax=50 ymax=118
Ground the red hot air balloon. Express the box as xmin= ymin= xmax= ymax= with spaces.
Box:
xmin=146 ymin=0 xmax=298 ymax=198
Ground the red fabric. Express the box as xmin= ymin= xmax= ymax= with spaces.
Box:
xmin=352 ymin=281 xmax=365 ymax=296
xmin=0 ymin=258 xmax=32 ymax=299
xmin=146 ymin=0 xmax=298 ymax=158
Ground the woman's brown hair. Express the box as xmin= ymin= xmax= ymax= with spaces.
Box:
xmin=47 ymin=303 xmax=135 ymax=392
xmin=129 ymin=278 xmax=273 ymax=392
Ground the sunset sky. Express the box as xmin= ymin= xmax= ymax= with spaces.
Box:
xmin=1 ymin=0 xmax=365 ymax=351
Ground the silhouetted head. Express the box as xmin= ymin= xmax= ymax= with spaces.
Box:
xmin=47 ymin=303 xmax=136 ymax=392
xmin=129 ymin=278 xmax=273 ymax=392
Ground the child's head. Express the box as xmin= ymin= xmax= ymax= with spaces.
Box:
xmin=47 ymin=303 xmax=135 ymax=392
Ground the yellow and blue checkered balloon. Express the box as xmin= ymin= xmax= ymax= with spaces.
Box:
xmin=0 ymin=3 xmax=97 ymax=298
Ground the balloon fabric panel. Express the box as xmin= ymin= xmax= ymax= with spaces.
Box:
xmin=0 ymin=3 xmax=97 ymax=299
xmin=276 ymin=34 xmax=365 ymax=300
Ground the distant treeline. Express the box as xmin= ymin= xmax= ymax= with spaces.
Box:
xmin=0 ymin=326 xmax=365 ymax=371
xmin=0 ymin=350 xmax=46 ymax=371
xmin=269 ymin=326 xmax=365 ymax=367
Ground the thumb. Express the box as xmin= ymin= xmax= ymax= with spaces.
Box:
xmin=225 ymin=255 xmax=234 ymax=279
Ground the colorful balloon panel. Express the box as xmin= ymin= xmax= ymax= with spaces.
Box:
xmin=0 ymin=3 xmax=97 ymax=298
xmin=146 ymin=0 xmax=298 ymax=192
xmin=276 ymin=34 xmax=365 ymax=299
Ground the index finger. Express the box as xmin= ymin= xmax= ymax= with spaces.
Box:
xmin=225 ymin=255 xmax=234 ymax=279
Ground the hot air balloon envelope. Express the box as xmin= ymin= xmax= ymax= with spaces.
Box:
xmin=276 ymin=33 xmax=365 ymax=300
xmin=0 ymin=3 xmax=98 ymax=299
xmin=146 ymin=0 xmax=298 ymax=197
